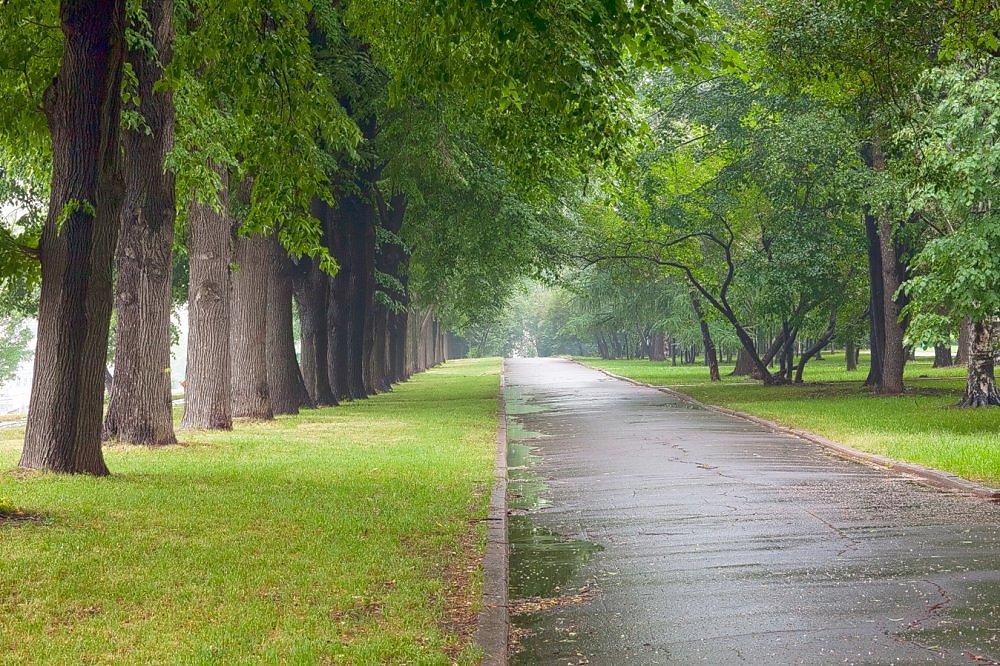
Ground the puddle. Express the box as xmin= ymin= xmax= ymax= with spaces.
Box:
xmin=509 ymin=516 xmax=603 ymax=598
xmin=508 ymin=443 xmax=550 ymax=512
xmin=505 ymin=385 xmax=604 ymax=663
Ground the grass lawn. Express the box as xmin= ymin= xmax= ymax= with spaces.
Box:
xmin=0 ymin=358 xmax=500 ymax=665
xmin=578 ymin=354 xmax=1000 ymax=487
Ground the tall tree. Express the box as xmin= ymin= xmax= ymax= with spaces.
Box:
xmin=104 ymin=0 xmax=178 ymax=446
xmin=230 ymin=221 xmax=273 ymax=420
xmin=20 ymin=0 xmax=127 ymax=474
xmin=180 ymin=168 xmax=232 ymax=430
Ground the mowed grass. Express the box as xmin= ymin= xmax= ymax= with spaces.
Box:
xmin=579 ymin=354 xmax=1000 ymax=486
xmin=0 ymin=358 xmax=500 ymax=665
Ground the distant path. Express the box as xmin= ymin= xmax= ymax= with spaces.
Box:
xmin=506 ymin=357 xmax=1000 ymax=665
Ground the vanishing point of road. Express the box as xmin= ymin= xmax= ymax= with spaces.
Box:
xmin=505 ymin=357 xmax=1000 ymax=665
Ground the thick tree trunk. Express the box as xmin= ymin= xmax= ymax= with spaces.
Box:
xmin=689 ymin=291 xmax=720 ymax=381
xmin=958 ymin=320 xmax=1000 ymax=408
xmin=877 ymin=212 xmax=906 ymax=394
xmin=267 ymin=235 xmax=312 ymax=415
xmin=21 ymin=0 xmax=126 ymax=475
xmin=933 ymin=344 xmax=953 ymax=369
xmin=845 ymin=341 xmax=859 ymax=371
xmin=863 ymin=214 xmax=886 ymax=388
xmin=956 ymin=317 xmax=972 ymax=366
xmin=649 ymin=331 xmax=666 ymax=362
xmin=230 ymin=229 xmax=273 ymax=420
xmin=103 ymin=0 xmax=176 ymax=446
xmin=294 ymin=256 xmax=336 ymax=406
xmin=180 ymin=168 xmax=232 ymax=431
xmin=375 ymin=190 xmax=407 ymax=386
xmin=731 ymin=348 xmax=754 ymax=377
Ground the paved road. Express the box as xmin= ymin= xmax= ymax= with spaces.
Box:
xmin=506 ymin=358 xmax=1000 ymax=665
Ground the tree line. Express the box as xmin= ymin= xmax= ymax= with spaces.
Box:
xmin=516 ymin=0 xmax=1000 ymax=407
xmin=0 ymin=0 xmax=711 ymax=474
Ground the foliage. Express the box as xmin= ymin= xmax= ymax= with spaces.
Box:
xmin=0 ymin=316 xmax=32 ymax=387
xmin=347 ymin=0 xmax=714 ymax=177
xmin=899 ymin=56 xmax=1000 ymax=344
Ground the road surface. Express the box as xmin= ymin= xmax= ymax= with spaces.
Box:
xmin=506 ymin=357 xmax=1000 ymax=665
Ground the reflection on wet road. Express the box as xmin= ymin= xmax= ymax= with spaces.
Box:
xmin=506 ymin=357 xmax=1000 ymax=665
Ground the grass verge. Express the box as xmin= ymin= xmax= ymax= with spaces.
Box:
xmin=0 ymin=358 xmax=500 ymax=665
xmin=578 ymin=354 xmax=1000 ymax=487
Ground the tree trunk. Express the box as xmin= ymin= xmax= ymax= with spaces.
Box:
xmin=649 ymin=331 xmax=666 ymax=362
xmin=230 ymin=229 xmax=273 ymax=420
xmin=958 ymin=320 xmax=1000 ymax=408
xmin=21 ymin=0 xmax=127 ymax=475
xmin=327 ymin=201 xmax=357 ymax=400
xmin=689 ymin=291 xmax=720 ymax=381
xmin=103 ymin=0 xmax=176 ymax=446
xmin=375 ymin=189 xmax=407 ymax=385
xmin=295 ymin=258 xmax=336 ymax=406
xmin=933 ymin=344 xmax=953 ymax=369
xmin=180 ymin=167 xmax=232 ymax=431
xmin=267 ymin=235 xmax=312 ymax=415
xmin=845 ymin=341 xmax=858 ymax=371
xmin=731 ymin=347 xmax=754 ymax=377
xmin=795 ymin=311 xmax=837 ymax=383
xmin=596 ymin=335 xmax=609 ymax=360
xmin=863 ymin=213 xmax=886 ymax=388
xmin=877 ymin=212 xmax=906 ymax=394
xmin=956 ymin=317 xmax=972 ymax=365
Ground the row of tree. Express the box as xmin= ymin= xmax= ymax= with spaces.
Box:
xmin=0 ymin=0 xmax=713 ymax=473
xmin=547 ymin=0 xmax=1000 ymax=406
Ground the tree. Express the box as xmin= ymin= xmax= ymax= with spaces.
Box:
xmin=103 ymin=0 xmax=178 ymax=446
xmin=19 ymin=0 xmax=127 ymax=475
xmin=900 ymin=55 xmax=1000 ymax=406
xmin=743 ymin=0 xmax=946 ymax=393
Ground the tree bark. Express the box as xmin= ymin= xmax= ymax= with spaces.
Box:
xmin=863 ymin=214 xmax=886 ymax=388
xmin=845 ymin=341 xmax=859 ymax=371
xmin=267 ymin=235 xmax=312 ymax=415
xmin=689 ymin=291 xmax=720 ymax=381
xmin=958 ymin=319 xmax=1000 ymax=408
xmin=877 ymin=212 xmax=906 ymax=394
xmin=956 ymin=317 xmax=972 ymax=366
xmin=103 ymin=0 xmax=176 ymax=446
xmin=375 ymin=189 xmax=407 ymax=385
xmin=293 ymin=254 xmax=336 ymax=406
xmin=731 ymin=348 xmax=754 ymax=377
xmin=649 ymin=331 xmax=666 ymax=362
xmin=230 ymin=226 xmax=273 ymax=421
xmin=21 ymin=0 xmax=127 ymax=475
xmin=933 ymin=344 xmax=953 ymax=369
xmin=180 ymin=167 xmax=232 ymax=431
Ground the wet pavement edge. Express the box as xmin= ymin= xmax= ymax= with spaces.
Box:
xmin=576 ymin=359 xmax=1000 ymax=502
xmin=475 ymin=359 xmax=509 ymax=666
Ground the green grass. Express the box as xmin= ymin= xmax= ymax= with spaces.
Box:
xmin=578 ymin=354 xmax=1000 ymax=487
xmin=0 ymin=358 xmax=500 ymax=665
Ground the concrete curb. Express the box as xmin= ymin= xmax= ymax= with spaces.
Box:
xmin=475 ymin=359 xmax=509 ymax=665
xmin=578 ymin=361 xmax=1000 ymax=502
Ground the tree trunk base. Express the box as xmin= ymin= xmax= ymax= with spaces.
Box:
xmin=957 ymin=390 xmax=1000 ymax=408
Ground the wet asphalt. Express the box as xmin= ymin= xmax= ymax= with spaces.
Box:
xmin=505 ymin=358 xmax=1000 ymax=665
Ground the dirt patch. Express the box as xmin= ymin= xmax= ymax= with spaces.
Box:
xmin=0 ymin=510 xmax=47 ymax=527
xmin=437 ymin=516 xmax=487 ymax=662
